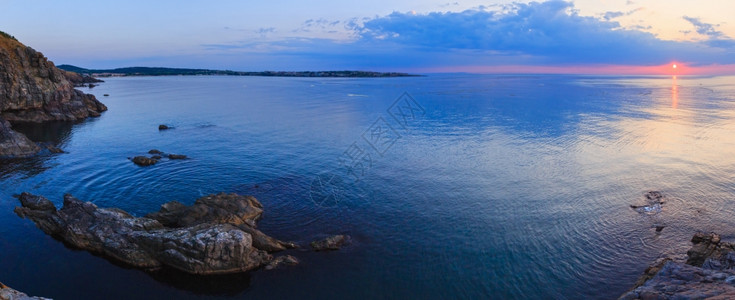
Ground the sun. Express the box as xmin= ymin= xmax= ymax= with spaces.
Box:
xmin=672 ymin=64 xmax=677 ymax=69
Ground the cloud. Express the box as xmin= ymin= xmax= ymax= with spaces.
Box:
xmin=683 ymin=16 xmax=723 ymax=38
xmin=682 ymin=16 xmax=735 ymax=48
xmin=256 ymin=27 xmax=276 ymax=37
xmin=602 ymin=7 xmax=643 ymax=21
xmin=351 ymin=1 xmax=731 ymax=65
xmin=202 ymin=0 xmax=735 ymax=70
xmin=602 ymin=11 xmax=624 ymax=21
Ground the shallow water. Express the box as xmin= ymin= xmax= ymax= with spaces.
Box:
xmin=2 ymin=74 xmax=735 ymax=299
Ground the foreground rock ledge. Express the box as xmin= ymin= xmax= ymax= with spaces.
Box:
xmin=0 ymin=282 xmax=50 ymax=300
xmin=14 ymin=192 xmax=296 ymax=275
xmin=620 ymin=233 xmax=735 ymax=299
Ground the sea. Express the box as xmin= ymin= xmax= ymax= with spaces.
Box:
xmin=1 ymin=74 xmax=735 ymax=299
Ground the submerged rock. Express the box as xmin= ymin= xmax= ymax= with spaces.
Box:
xmin=40 ymin=143 xmax=64 ymax=154
xmin=15 ymin=192 xmax=295 ymax=275
xmin=132 ymin=156 xmax=158 ymax=166
xmin=148 ymin=149 xmax=163 ymax=155
xmin=630 ymin=191 xmax=666 ymax=215
xmin=0 ymin=282 xmax=50 ymax=300
xmin=264 ymin=255 xmax=300 ymax=270
xmin=167 ymin=154 xmax=187 ymax=160
xmin=310 ymin=235 xmax=349 ymax=251
xmin=158 ymin=124 xmax=170 ymax=130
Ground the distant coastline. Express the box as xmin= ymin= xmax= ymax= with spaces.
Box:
xmin=57 ymin=65 xmax=420 ymax=78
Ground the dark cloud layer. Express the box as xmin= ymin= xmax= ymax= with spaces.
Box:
xmin=201 ymin=0 xmax=735 ymax=70
xmin=352 ymin=0 xmax=735 ymax=65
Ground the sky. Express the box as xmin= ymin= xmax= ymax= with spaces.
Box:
xmin=1 ymin=0 xmax=734 ymax=74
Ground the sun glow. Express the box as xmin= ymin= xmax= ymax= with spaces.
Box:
xmin=673 ymin=64 xmax=677 ymax=69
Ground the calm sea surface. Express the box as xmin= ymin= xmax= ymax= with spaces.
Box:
xmin=2 ymin=74 xmax=735 ymax=299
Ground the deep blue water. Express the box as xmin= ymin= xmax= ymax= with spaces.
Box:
xmin=2 ymin=74 xmax=735 ymax=299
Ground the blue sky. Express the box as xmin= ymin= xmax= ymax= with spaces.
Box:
xmin=2 ymin=0 xmax=734 ymax=73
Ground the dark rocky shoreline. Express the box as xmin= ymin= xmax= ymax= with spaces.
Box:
xmin=620 ymin=232 xmax=735 ymax=299
xmin=0 ymin=33 xmax=106 ymax=158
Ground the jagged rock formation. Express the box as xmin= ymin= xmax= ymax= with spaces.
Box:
xmin=15 ymin=192 xmax=296 ymax=275
xmin=0 ymin=118 xmax=39 ymax=157
xmin=0 ymin=282 xmax=50 ymax=300
xmin=0 ymin=32 xmax=106 ymax=157
xmin=61 ymin=70 xmax=103 ymax=87
xmin=620 ymin=233 xmax=735 ymax=299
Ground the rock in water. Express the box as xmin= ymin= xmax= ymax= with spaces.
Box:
xmin=39 ymin=143 xmax=64 ymax=154
xmin=620 ymin=261 xmax=735 ymax=299
xmin=132 ymin=156 xmax=158 ymax=166
xmin=0 ymin=282 xmax=51 ymax=300
xmin=310 ymin=235 xmax=350 ymax=251
xmin=630 ymin=191 xmax=666 ymax=215
xmin=620 ymin=232 xmax=735 ymax=299
xmin=145 ymin=193 xmax=297 ymax=252
xmin=158 ymin=124 xmax=170 ymax=130
xmin=264 ymin=255 xmax=300 ymax=270
xmin=0 ymin=117 xmax=40 ymax=158
xmin=14 ymin=192 xmax=295 ymax=275
xmin=167 ymin=154 xmax=187 ymax=159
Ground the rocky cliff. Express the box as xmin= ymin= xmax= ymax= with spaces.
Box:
xmin=0 ymin=31 xmax=106 ymax=157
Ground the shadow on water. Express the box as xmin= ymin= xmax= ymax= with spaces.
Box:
xmin=0 ymin=156 xmax=52 ymax=180
xmin=0 ymin=121 xmax=76 ymax=180
xmin=147 ymin=267 xmax=252 ymax=297
xmin=11 ymin=121 xmax=76 ymax=144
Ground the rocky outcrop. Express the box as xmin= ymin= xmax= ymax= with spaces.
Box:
xmin=620 ymin=233 xmax=735 ymax=299
xmin=0 ymin=117 xmax=40 ymax=157
xmin=15 ymin=192 xmax=296 ymax=275
xmin=130 ymin=150 xmax=188 ymax=166
xmin=132 ymin=156 xmax=158 ymax=166
xmin=264 ymin=255 xmax=300 ymax=270
xmin=0 ymin=282 xmax=50 ymax=300
xmin=61 ymin=70 xmax=103 ymax=87
xmin=310 ymin=235 xmax=349 ymax=251
xmin=145 ymin=193 xmax=297 ymax=252
xmin=620 ymin=260 xmax=735 ymax=299
xmin=0 ymin=32 xmax=106 ymax=157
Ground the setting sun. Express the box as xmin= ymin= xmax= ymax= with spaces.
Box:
xmin=673 ymin=64 xmax=677 ymax=69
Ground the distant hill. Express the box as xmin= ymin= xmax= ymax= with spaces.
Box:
xmin=57 ymin=65 xmax=419 ymax=78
